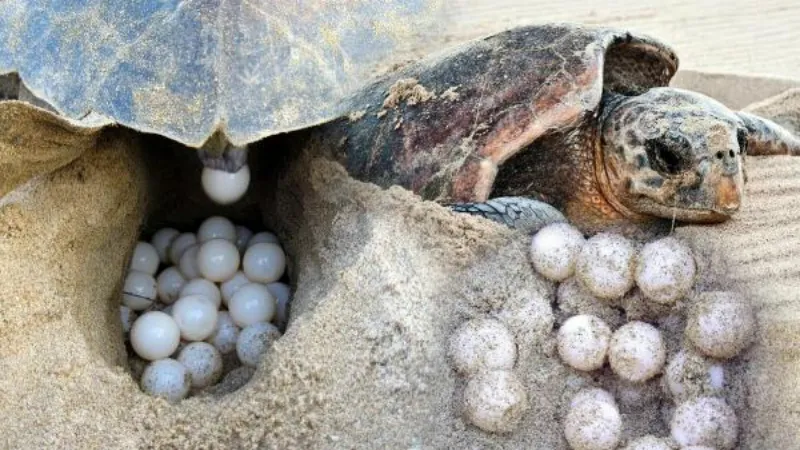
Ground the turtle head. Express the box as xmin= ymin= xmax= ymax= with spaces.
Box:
xmin=600 ymin=88 xmax=746 ymax=223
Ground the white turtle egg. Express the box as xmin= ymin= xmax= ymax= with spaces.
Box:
xmin=448 ymin=318 xmax=517 ymax=376
xmin=463 ymin=369 xmax=528 ymax=433
xmin=671 ymin=397 xmax=738 ymax=449
xmin=247 ymin=231 xmax=280 ymax=247
xmin=169 ymin=232 xmax=197 ymax=265
xmin=686 ymin=291 xmax=755 ymax=359
xmin=130 ymin=311 xmax=181 ymax=360
xmin=171 ymin=294 xmax=219 ymax=341
xmin=156 ymin=266 xmax=187 ymax=304
xmin=557 ymin=314 xmax=612 ymax=372
xmin=130 ymin=241 xmax=160 ymax=275
xmin=576 ymin=233 xmax=636 ymax=299
xmin=570 ymin=388 xmax=616 ymax=409
xmin=228 ymin=283 xmax=276 ymax=327
xmin=179 ymin=278 xmax=221 ymax=309
xmin=151 ymin=227 xmax=180 ymax=264
xmin=529 ymin=223 xmax=585 ymax=281
xmin=220 ymin=271 xmax=250 ymax=306
xmin=202 ymin=165 xmax=250 ymax=205
xmin=267 ymin=282 xmax=292 ymax=326
xmin=242 ymin=243 xmax=286 ymax=283
xmin=122 ymin=270 xmax=158 ymax=311
xmin=564 ymin=392 xmax=622 ymax=450
xmin=621 ymin=435 xmax=672 ymax=450
xmin=197 ymin=238 xmax=240 ymax=282
xmin=236 ymin=322 xmax=281 ymax=367
xmin=665 ymin=350 xmax=725 ymax=401
xmin=177 ymin=342 xmax=224 ymax=388
xmin=140 ymin=358 xmax=191 ymax=403
xmin=120 ymin=305 xmax=137 ymax=335
xmin=609 ymin=321 xmax=666 ymax=383
xmin=178 ymin=243 xmax=201 ymax=280
xmin=234 ymin=225 xmax=253 ymax=252
xmin=635 ymin=237 xmax=696 ymax=305
xmin=197 ymin=216 xmax=236 ymax=242
xmin=206 ymin=311 xmax=240 ymax=354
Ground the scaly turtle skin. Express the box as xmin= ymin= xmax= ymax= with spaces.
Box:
xmin=321 ymin=24 xmax=800 ymax=233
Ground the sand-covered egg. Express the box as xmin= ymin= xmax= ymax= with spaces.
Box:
xmin=130 ymin=311 xmax=181 ymax=360
xmin=576 ymin=233 xmax=636 ymax=300
xmin=206 ymin=311 xmax=240 ymax=354
xmin=122 ymin=270 xmax=158 ymax=311
xmin=569 ymin=388 xmax=616 ymax=408
xmin=670 ymin=396 xmax=738 ymax=449
xmin=635 ymin=237 xmax=696 ymax=305
xmin=664 ymin=350 xmax=725 ymax=401
xmin=529 ymin=223 xmax=585 ymax=281
xmin=557 ymin=314 xmax=611 ymax=372
xmin=686 ymin=291 xmax=755 ymax=359
xmin=202 ymin=165 xmax=251 ymax=205
xmin=237 ymin=322 xmax=282 ymax=367
xmin=171 ymin=294 xmax=219 ymax=341
xmin=140 ymin=358 xmax=191 ymax=403
xmin=448 ymin=318 xmax=517 ymax=375
xmin=462 ymin=370 xmax=528 ymax=433
xmin=564 ymin=389 xmax=622 ymax=450
xmin=177 ymin=342 xmax=224 ymax=388
xmin=620 ymin=435 xmax=672 ymax=450
xmin=608 ymin=321 xmax=666 ymax=383
xmin=130 ymin=241 xmax=160 ymax=275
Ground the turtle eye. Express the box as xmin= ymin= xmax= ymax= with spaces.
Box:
xmin=736 ymin=128 xmax=748 ymax=155
xmin=644 ymin=138 xmax=690 ymax=175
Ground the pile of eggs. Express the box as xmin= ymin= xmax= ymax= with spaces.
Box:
xmin=118 ymin=216 xmax=291 ymax=402
xmin=528 ymin=224 xmax=754 ymax=450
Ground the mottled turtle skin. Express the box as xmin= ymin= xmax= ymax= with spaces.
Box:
xmin=320 ymin=24 xmax=800 ymax=233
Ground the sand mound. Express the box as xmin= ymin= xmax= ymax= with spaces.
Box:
xmin=1 ymin=77 xmax=800 ymax=449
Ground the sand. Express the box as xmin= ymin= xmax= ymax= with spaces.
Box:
xmin=3 ymin=8 xmax=800 ymax=449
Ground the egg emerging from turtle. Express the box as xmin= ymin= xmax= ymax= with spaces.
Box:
xmin=202 ymin=165 xmax=250 ymax=205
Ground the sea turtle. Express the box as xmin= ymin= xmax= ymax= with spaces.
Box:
xmin=321 ymin=24 xmax=800 ymax=234
xmin=0 ymin=0 xmax=442 ymax=197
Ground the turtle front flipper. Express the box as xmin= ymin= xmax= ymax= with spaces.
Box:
xmin=736 ymin=111 xmax=800 ymax=156
xmin=448 ymin=197 xmax=566 ymax=234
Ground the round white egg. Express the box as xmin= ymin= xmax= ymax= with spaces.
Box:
xmin=529 ymin=223 xmax=585 ymax=281
xmin=242 ymin=243 xmax=286 ymax=283
xmin=220 ymin=271 xmax=250 ymax=306
xmin=564 ymin=393 xmax=622 ymax=450
xmin=234 ymin=225 xmax=253 ymax=252
xmin=197 ymin=238 xmax=240 ymax=282
xmin=178 ymin=243 xmax=202 ymax=280
xmin=267 ymin=282 xmax=292 ymax=326
xmin=448 ymin=318 xmax=517 ymax=376
xmin=122 ymin=270 xmax=158 ymax=311
xmin=130 ymin=311 xmax=181 ymax=360
xmin=171 ymin=294 xmax=219 ymax=341
xmin=665 ymin=350 xmax=725 ymax=401
xmin=140 ymin=358 xmax=191 ymax=403
xmin=621 ymin=435 xmax=672 ymax=450
xmin=177 ymin=342 xmax=224 ymax=388
xmin=463 ymin=369 xmax=528 ymax=433
xmin=201 ymin=165 xmax=250 ymax=205
xmin=635 ymin=237 xmax=697 ymax=305
xmin=197 ymin=216 xmax=236 ymax=242
xmin=169 ymin=232 xmax=197 ymax=266
xmin=557 ymin=314 xmax=612 ymax=372
xmin=156 ymin=266 xmax=187 ymax=304
xmin=686 ymin=291 xmax=755 ymax=359
xmin=206 ymin=311 xmax=240 ymax=354
xmin=670 ymin=397 xmax=738 ymax=449
xmin=247 ymin=231 xmax=280 ymax=247
xmin=151 ymin=228 xmax=180 ymax=264
xmin=608 ymin=321 xmax=666 ymax=383
xmin=179 ymin=278 xmax=221 ymax=309
xmin=130 ymin=241 xmax=160 ymax=275
xmin=237 ymin=322 xmax=282 ymax=367
xmin=576 ymin=233 xmax=636 ymax=299
xmin=228 ymin=283 xmax=276 ymax=327
xmin=120 ymin=305 xmax=137 ymax=335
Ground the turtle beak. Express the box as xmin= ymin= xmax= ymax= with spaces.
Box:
xmin=712 ymin=173 xmax=743 ymax=214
